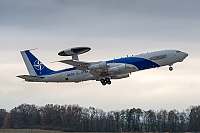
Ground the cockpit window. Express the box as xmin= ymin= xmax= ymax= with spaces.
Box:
xmin=176 ymin=50 xmax=181 ymax=53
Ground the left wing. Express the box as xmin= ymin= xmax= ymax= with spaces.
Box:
xmin=58 ymin=60 xmax=104 ymax=70
xmin=58 ymin=60 xmax=91 ymax=70
xmin=59 ymin=60 xmax=90 ymax=66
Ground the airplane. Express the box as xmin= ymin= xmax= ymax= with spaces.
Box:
xmin=17 ymin=47 xmax=188 ymax=86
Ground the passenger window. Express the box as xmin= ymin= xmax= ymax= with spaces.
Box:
xmin=149 ymin=54 xmax=167 ymax=60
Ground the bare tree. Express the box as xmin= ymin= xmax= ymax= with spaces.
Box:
xmin=1 ymin=103 xmax=200 ymax=132
xmin=0 ymin=109 xmax=7 ymax=128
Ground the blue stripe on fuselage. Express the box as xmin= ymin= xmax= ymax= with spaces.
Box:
xmin=45 ymin=57 xmax=159 ymax=76
xmin=54 ymin=67 xmax=77 ymax=74
xmin=107 ymin=57 xmax=160 ymax=70
xmin=42 ymin=67 xmax=77 ymax=76
xmin=36 ymin=57 xmax=159 ymax=76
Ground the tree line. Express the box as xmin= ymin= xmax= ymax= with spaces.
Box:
xmin=0 ymin=104 xmax=200 ymax=132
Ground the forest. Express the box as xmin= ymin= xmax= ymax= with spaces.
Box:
xmin=0 ymin=104 xmax=200 ymax=132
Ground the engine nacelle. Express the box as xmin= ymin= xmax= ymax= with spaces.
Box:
xmin=112 ymin=74 xmax=129 ymax=79
xmin=88 ymin=61 xmax=107 ymax=69
xmin=108 ymin=64 xmax=126 ymax=72
xmin=108 ymin=64 xmax=135 ymax=72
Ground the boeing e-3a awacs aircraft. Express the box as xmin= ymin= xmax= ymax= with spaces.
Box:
xmin=17 ymin=47 xmax=188 ymax=85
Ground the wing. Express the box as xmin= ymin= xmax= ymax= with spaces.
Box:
xmin=57 ymin=60 xmax=98 ymax=70
xmin=59 ymin=60 xmax=90 ymax=66
xmin=57 ymin=60 xmax=138 ymax=79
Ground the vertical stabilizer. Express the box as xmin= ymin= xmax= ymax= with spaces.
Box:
xmin=21 ymin=50 xmax=54 ymax=76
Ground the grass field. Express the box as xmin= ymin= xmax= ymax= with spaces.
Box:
xmin=0 ymin=129 xmax=66 ymax=133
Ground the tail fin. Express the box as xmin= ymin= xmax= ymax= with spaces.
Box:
xmin=21 ymin=50 xmax=54 ymax=76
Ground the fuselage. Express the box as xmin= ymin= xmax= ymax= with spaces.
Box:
xmin=34 ymin=49 xmax=188 ymax=83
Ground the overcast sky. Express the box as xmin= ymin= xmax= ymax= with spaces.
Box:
xmin=0 ymin=0 xmax=200 ymax=111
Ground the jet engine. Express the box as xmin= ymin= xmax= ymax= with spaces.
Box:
xmin=108 ymin=64 xmax=135 ymax=72
xmin=88 ymin=61 xmax=107 ymax=69
xmin=108 ymin=65 xmax=125 ymax=72
xmin=112 ymin=74 xmax=129 ymax=79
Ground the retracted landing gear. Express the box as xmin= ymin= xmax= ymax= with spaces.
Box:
xmin=100 ymin=78 xmax=111 ymax=86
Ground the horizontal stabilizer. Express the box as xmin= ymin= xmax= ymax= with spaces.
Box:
xmin=17 ymin=75 xmax=44 ymax=81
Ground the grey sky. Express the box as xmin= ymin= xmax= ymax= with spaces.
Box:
xmin=0 ymin=0 xmax=199 ymax=111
